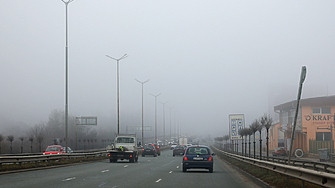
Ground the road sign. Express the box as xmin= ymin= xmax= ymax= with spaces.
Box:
xmin=229 ymin=114 xmax=245 ymax=140
xmin=76 ymin=116 xmax=97 ymax=126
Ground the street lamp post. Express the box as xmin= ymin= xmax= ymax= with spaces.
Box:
xmin=160 ymin=101 xmax=168 ymax=145
xmin=150 ymin=93 xmax=161 ymax=144
xmin=106 ymin=54 xmax=128 ymax=135
xmin=60 ymin=0 xmax=74 ymax=153
xmin=136 ymin=79 xmax=149 ymax=146
xmin=168 ymin=106 xmax=174 ymax=143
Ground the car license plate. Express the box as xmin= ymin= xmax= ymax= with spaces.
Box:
xmin=193 ymin=157 xmax=203 ymax=160
xmin=146 ymin=150 xmax=151 ymax=152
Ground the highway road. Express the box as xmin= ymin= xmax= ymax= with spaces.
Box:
xmin=0 ymin=149 xmax=262 ymax=188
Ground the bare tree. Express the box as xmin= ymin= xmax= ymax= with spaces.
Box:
xmin=223 ymin=135 xmax=230 ymax=151
xmin=0 ymin=134 xmax=3 ymax=154
xmin=19 ymin=136 xmax=24 ymax=153
xmin=247 ymin=128 xmax=253 ymax=158
xmin=250 ymin=119 xmax=260 ymax=159
xmin=28 ymin=123 xmax=45 ymax=152
xmin=7 ymin=135 xmax=14 ymax=154
xmin=29 ymin=137 xmax=34 ymax=153
xmin=261 ymin=114 xmax=273 ymax=160
xmin=83 ymin=139 xmax=86 ymax=150
xmin=239 ymin=129 xmax=247 ymax=156
xmin=257 ymin=118 xmax=264 ymax=160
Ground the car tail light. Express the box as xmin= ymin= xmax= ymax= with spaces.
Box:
xmin=142 ymin=149 xmax=144 ymax=151
xmin=157 ymin=146 xmax=159 ymax=149
xmin=130 ymin=155 xmax=132 ymax=158
xmin=208 ymin=155 xmax=213 ymax=161
xmin=108 ymin=154 xmax=110 ymax=157
xmin=153 ymin=149 xmax=155 ymax=151
xmin=183 ymin=155 xmax=188 ymax=161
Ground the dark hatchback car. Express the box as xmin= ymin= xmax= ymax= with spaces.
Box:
xmin=182 ymin=145 xmax=215 ymax=173
xmin=142 ymin=144 xmax=157 ymax=157
xmin=173 ymin=145 xmax=185 ymax=156
xmin=149 ymin=143 xmax=160 ymax=156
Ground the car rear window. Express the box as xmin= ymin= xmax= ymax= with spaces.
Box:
xmin=46 ymin=147 xmax=61 ymax=152
xmin=187 ymin=147 xmax=209 ymax=155
xmin=144 ymin=145 xmax=154 ymax=149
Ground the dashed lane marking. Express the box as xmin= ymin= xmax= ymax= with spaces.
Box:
xmin=176 ymin=166 xmax=179 ymax=169
xmin=124 ymin=165 xmax=128 ymax=168
xmin=169 ymin=171 xmax=173 ymax=174
xmin=62 ymin=177 xmax=76 ymax=181
xmin=156 ymin=179 xmax=162 ymax=183
xmin=102 ymin=170 xmax=109 ymax=173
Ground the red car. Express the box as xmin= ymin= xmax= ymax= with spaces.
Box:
xmin=43 ymin=145 xmax=65 ymax=155
xmin=272 ymin=147 xmax=287 ymax=156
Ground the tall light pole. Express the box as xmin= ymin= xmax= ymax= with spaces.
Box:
xmin=60 ymin=0 xmax=74 ymax=153
xmin=150 ymin=93 xmax=161 ymax=144
xmin=136 ymin=79 xmax=149 ymax=145
xmin=160 ymin=101 xmax=168 ymax=145
xmin=168 ymin=106 xmax=174 ymax=143
xmin=106 ymin=54 xmax=128 ymax=135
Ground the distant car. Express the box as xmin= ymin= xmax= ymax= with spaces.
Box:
xmin=61 ymin=147 xmax=73 ymax=153
xmin=149 ymin=143 xmax=160 ymax=156
xmin=142 ymin=144 xmax=157 ymax=157
xmin=173 ymin=145 xmax=185 ymax=156
xmin=43 ymin=145 xmax=65 ymax=155
xmin=272 ymin=147 xmax=287 ymax=156
xmin=182 ymin=145 xmax=215 ymax=173
xmin=171 ymin=143 xmax=178 ymax=150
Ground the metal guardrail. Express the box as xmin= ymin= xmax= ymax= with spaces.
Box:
xmin=0 ymin=151 xmax=108 ymax=167
xmin=212 ymin=145 xmax=335 ymax=188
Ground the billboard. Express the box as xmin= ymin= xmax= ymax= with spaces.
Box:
xmin=229 ymin=114 xmax=245 ymax=140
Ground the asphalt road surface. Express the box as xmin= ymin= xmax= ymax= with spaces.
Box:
xmin=0 ymin=149 xmax=261 ymax=188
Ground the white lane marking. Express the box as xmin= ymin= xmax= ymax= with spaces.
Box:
xmin=98 ymin=182 xmax=107 ymax=187
xmin=169 ymin=171 xmax=173 ymax=174
xmin=62 ymin=177 xmax=76 ymax=181
xmin=156 ymin=179 xmax=162 ymax=183
xmin=176 ymin=166 xmax=179 ymax=169
xmin=124 ymin=165 xmax=128 ymax=168
xmin=102 ymin=170 xmax=109 ymax=173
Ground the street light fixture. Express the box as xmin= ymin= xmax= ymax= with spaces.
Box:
xmin=150 ymin=93 xmax=161 ymax=144
xmin=160 ymin=101 xmax=168 ymax=145
xmin=135 ymin=79 xmax=149 ymax=146
xmin=60 ymin=0 xmax=74 ymax=153
xmin=106 ymin=54 xmax=128 ymax=135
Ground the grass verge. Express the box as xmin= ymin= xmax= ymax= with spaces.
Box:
xmin=212 ymin=148 xmax=323 ymax=188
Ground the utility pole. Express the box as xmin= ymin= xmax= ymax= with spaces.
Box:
xmin=106 ymin=54 xmax=128 ymax=134
xmin=288 ymin=66 xmax=307 ymax=164
xmin=160 ymin=101 xmax=168 ymax=145
xmin=150 ymin=93 xmax=161 ymax=143
xmin=60 ymin=0 xmax=74 ymax=153
xmin=136 ymin=79 xmax=149 ymax=146
xmin=168 ymin=106 xmax=174 ymax=143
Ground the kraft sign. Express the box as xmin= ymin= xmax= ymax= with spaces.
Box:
xmin=304 ymin=115 xmax=334 ymax=121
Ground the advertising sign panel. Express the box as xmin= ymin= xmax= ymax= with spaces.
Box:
xmin=229 ymin=114 xmax=245 ymax=140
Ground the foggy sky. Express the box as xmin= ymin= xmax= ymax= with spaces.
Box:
xmin=1 ymin=0 xmax=335 ymax=137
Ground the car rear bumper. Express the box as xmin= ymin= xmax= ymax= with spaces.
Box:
xmin=182 ymin=161 xmax=213 ymax=169
xmin=142 ymin=151 xmax=156 ymax=155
